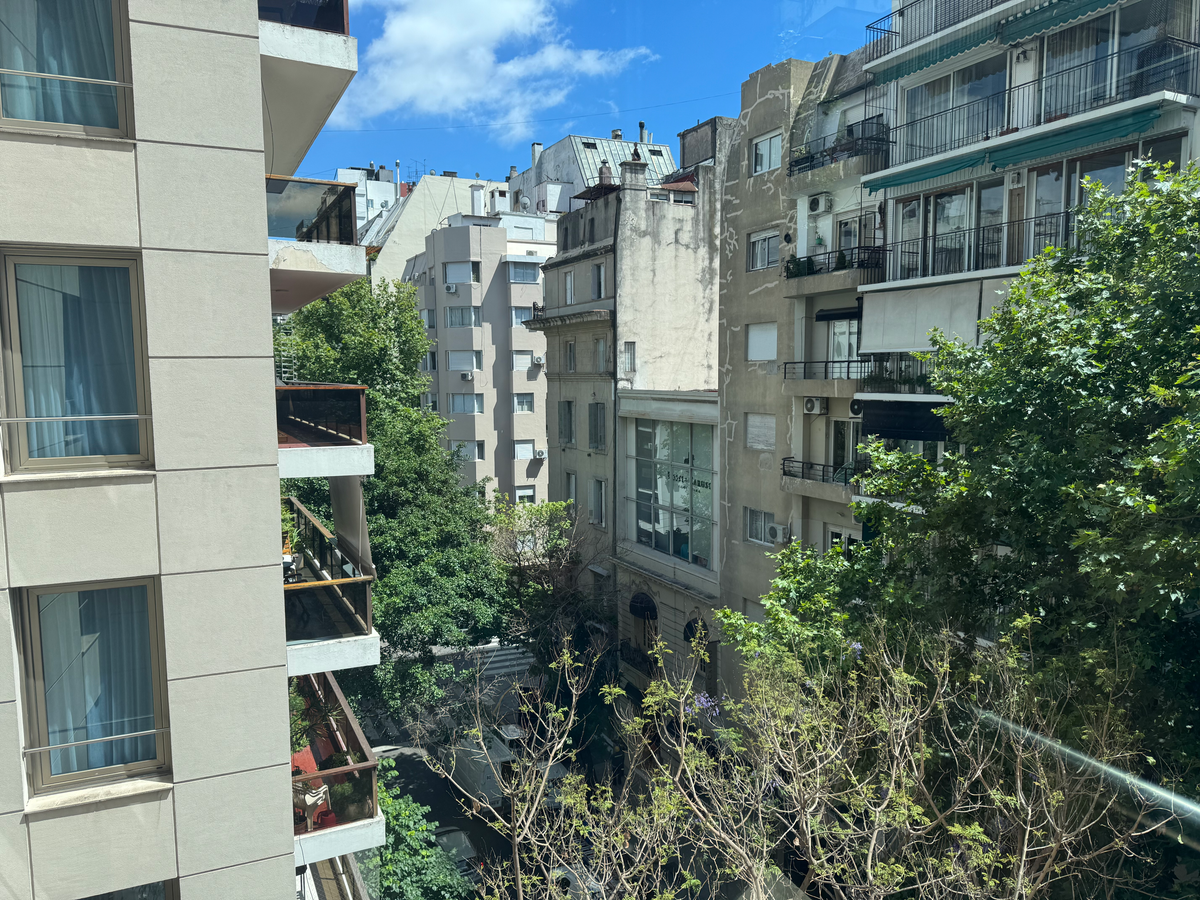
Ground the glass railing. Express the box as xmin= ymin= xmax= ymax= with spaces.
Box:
xmin=266 ymin=176 xmax=357 ymax=245
xmin=291 ymin=672 xmax=378 ymax=836
xmin=277 ymin=383 xmax=367 ymax=448
xmin=283 ymin=497 xmax=373 ymax=644
xmin=259 ymin=0 xmax=349 ymax=35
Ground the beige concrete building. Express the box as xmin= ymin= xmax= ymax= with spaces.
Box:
xmin=402 ymin=204 xmax=555 ymax=501
xmin=0 ymin=2 xmax=381 ymax=898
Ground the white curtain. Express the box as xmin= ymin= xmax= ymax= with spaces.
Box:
xmin=15 ymin=263 xmax=139 ymax=458
xmin=39 ymin=585 xmax=156 ymax=775
xmin=0 ymin=0 xmax=119 ymax=128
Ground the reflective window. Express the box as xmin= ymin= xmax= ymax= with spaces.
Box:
xmin=631 ymin=420 xmax=715 ymax=568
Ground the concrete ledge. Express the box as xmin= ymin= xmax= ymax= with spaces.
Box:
xmin=25 ymin=777 xmax=172 ymax=816
xmin=295 ymin=811 xmax=385 ymax=867
xmin=782 ymin=377 xmax=858 ymax=399
xmin=269 ymin=241 xmax=368 ymax=314
xmin=287 ymin=633 xmax=381 ymax=677
xmin=781 ymin=474 xmax=854 ymax=505
xmin=278 ymin=443 xmax=374 ymax=478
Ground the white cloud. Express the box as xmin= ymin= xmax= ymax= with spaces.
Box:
xmin=336 ymin=0 xmax=653 ymax=141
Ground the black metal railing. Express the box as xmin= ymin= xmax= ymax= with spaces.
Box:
xmin=890 ymin=211 xmax=1072 ymax=281
xmin=277 ymin=384 xmax=367 ymax=448
xmin=781 ymin=457 xmax=867 ymax=485
xmin=619 ymin=639 xmax=658 ymax=678
xmin=782 ymin=359 xmax=873 ymax=380
xmin=532 ymin=303 xmax=546 ymax=320
xmin=785 ymin=246 xmax=887 ymax=283
xmin=894 ymin=40 xmax=1200 ymax=165
xmin=865 ymin=0 xmax=1015 ymax=60
xmin=266 ymin=176 xmax=357 ymax=244
xmin=789 ymin=127 xmax=890 ymax=176
xmin=858 ymin=352 xmax=938 ymax=395
xmin=284 ymin=497 xmax=373 ymax=644
xmin=259 ymin=0 xmax=349 ymax=34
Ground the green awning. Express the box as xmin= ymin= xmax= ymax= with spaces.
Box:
xmin=865 ymin=150 xmax=988 ymax=193
xmin=873 ymin=27 xmax=997 ymax=85
xmin=999 ymin=0 xmax=1120 ymax=44
xmin=988 ymin=105 xmax=1163 ymax=169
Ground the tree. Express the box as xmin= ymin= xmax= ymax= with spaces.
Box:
xmin=361 ymin=758 xmax=473 ymax=900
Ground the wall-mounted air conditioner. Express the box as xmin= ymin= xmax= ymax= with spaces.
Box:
xmin=445 ymin=283 xmax=457 ymax=293
xmin=808 ymin=193 xmax=833 ymax=215
xmin=1008 ymin=171 xmax=1023 ymax=188
xmin=461 ymin=372 xmax=473 ymax=381
xmin=535 ymin=449 xmax=548 ymax=459
xmin=765 ymin=522 xmax=790 ymax=545
xmin=533 ymin=355 xmax=544 ymax=366
xmin=803 ymin=397 xmax=828 ymax=415
xmin=849 ymin=398 xmax=864 ymax=417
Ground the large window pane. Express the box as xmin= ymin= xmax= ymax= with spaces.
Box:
xmin=691 ymin=424 xmax=713 ymax=470
xmin=84 ymin=881 xmax=168 ymax=900
xmin=37 ymin=584 xmax=157 ymax=775
xmin=14 ymin=263 xmax=140 ymax=458
xmin=0 ymin=0 xmax=120 ymax=128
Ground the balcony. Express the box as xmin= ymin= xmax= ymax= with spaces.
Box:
xmin=260 ymin=3 xmax=357 ymax=178
xmin=783 ymin=359 xmax=873 ymax=380
xmin=866 ymin=0 xmax=1010 ymax=61
xmin=283 ymin=497 xmax=380 ymax=675
xmin=783 ymin=353 xmax=938 ymax=394
xmin=891 ymin=40 xmax=1200 ymax=167
xmin=619 ymin=639 xmax=658 ymax=679
xmin=267 ymin=176 xmax=367 ymax=314
xmin=277 ymin=382 xmax=374 ymax=478
xmin=889 ymin=212 xmax=1071 ymax=282
xmin=291 ymin=671 xmax=384 ymax=866
xmin=784 ymin=247 xmax=887 ymax=288
xmin=788 ymin=129 xmax=890 ymax=177
xmin=781 ymin=458 xmax=866 ymax=485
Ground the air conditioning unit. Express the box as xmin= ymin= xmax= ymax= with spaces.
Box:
xmin=849 ymin=398 xmax=865 ymax=417
xmin=445 ymin=283 xmax=457 ymax=293
xmin=1008 ymin=170 xmax=1024 ymax=188
xmin=765 ymin=522 xmax=790 ymax=545
xmin=460 ymin=371 xmax=473 ymax=382
xmin=803 ymin=397 xmax=829 ymax=415
xmin=808 ymin=193 xmax=833 ymax=215
xmin=535 ymin=448 xmax=548 ymax=459
xmin=532 ymin=355 xmax=544 ymax=366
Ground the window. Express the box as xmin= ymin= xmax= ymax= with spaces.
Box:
xmin=588 ymin=402 xmax=606 ymax=450
xmin=81 ymin=881 xmax=177 ymax=900
xmin=419 ymin=308 xmax=435 ymax=329
xmin=650 ymin=191 xmax=669 ymax=201
xmin=745 ymin=413 xmax=776 ymax=450
xmin=421 ymin=352 xmax=437 ymax=371
xmin=0 ymin=0 xmax=130 ymax=134
xmin=444 ymin=262 xmax=480 ymax=284
xmin=450 ymin=393 xmax=484 ymax=414
xmin=746 ymin=507 xmax=776 ymax=545
xmin=421 ymin=392 xmax=438 ymax=411
xmin=826 ymin=527 xmax=861 ymax=553
xmin=591 ymin=263 xmax=605 ymax=300
xmin=515 ymin=486 xmax=536 ymax=503
xmin=558 ymin=400 xmax=575 ymax=444
xmin=594 ymin=337 xmax=608 ymax=373
xmin=828 ymin=318 xmax=860 ymax=378
xmin=19 ymin=578 xmax=169 ymax=793
xmin=3 ymin=254 xmax=150 ymax=470
xmin=590 ymin=478 xmax=606 ymax=527
xmin=752 ymin=132 xmax=783 ymax=174
xmin=748 ymin=231 xmax=780 ymax=270
xmin=513 ymin=350 xmax=534 ymax=370
xmin=446 ymin=306 xmax=482 ymax=328
xmin=565 ymin=340 xmax=576 ymax=373
xmin=632 ymin=420 xmax=716 ymax=568
xmin=565 ymin=471 xmax=577 ymax=512
xmin=514 ymin=393 xmax=534 ymax=413
xmin=564 ymin=271 xmax=575 ymax=305
xmin=509 ymin=262 xmax=539 ymax=284
xmin=456 ymin=439 xmax=485 ymax=461
xmin=622 ymin=342 xmax=636 ymax=373
xmin=470 ymin=440 xmax=485 ymax=460
xmin=447 ymin=350 xmax=481 ymax=370
xmin=830 ymin=419 xmax=863 ymax=478
xmin=746 ymin=322 xmax=778 ymax=361
xmin=514 ymin=440 xmax=535 ymax=459
xmin=672 ymin=191 xmax=696 ymax=205
xmin=511 ymin=307 xmax=533 ymax=326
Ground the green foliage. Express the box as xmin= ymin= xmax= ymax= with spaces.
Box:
xmin=366 ymin=758 xmax=473 ymax=900
xmin=288 ymin=681 xmax=309 ymax=755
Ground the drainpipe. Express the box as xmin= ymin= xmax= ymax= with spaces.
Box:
xmin=610 ymin=193 xmax=621 ymax=571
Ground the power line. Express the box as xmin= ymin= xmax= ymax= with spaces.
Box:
xmin=325 ymin=90 xmax=739 ymax=134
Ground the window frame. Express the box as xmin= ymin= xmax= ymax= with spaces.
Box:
xmin=2 ymin=251 xmax=152 ymax=473
xmin=751 ymin=131 xmax=783 ymax=175
xmin=564 ymin=270 xmax=575 ymax=305
xmin=590 ymin=477 xmax=607 ymax=527
xmin=513 ymin=393 xmax=535 ymax=414
xmin=565 ymin=340 xmax=576 ymax=373
xmin=588 ymin=401 xmax=606 ymax=451
xmin=511 ymin=307 xmax=533 ymax=327
xmin=622 ymin=341 xmax=636 ymax=373
xmin=446 ymin=350 xmax=481 ymax=370
xmin=591 ymin=263 xmax=605 ymax=300
xmin=565 ymin=471 xmax=577 ymax=514
xmin=747 ymin=231 xmax=780 ymax=271
xmin=512 ymin=350 xmax=535 ymax=370
xmin=509 ymin=262 xmax=539 ymax=284
xmin=515 ymin=486 xmax=536 ymax=503
xmin=514 ymin=439 xmax=535 ymax=460
xmin=558 ymin=399 xmax=575 ymax=445
xmin=445 ymin=306 xmax=482 ymax=328
xmin=19 ymin=576 xmax=171 ymax=795
xmin=449 ymin=393 xmax=484 ymax=415
xmin=745 ymin=507 xmax=776 ymax=545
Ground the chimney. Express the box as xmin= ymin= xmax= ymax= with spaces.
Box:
xmin=394 ymin=161 xmax=400 ymax=184
xmin=369 ymin=160 xmax=376 ymax=173
xmin=638 ymin=121 xmax=646 ymax=142
xmin=620 ymin=151 xmax=648 ymax=192
xmin=598 ymin=159 xmax=613 ymax=185
xmin=508 ymin=165 xmax=518 ymax=180
xmin=611 ymin=128 xmax=623 ymax=140
xmin=531 ymin=142 xmax=543 ymax=167
xmin=443 ymin=170 xmax=458 ymax=178
xmin=470 ymin=183 xmax=485 ymax=217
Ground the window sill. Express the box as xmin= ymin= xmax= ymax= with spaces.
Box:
xmin=0 ymin=467 xmax=154 ymax=485
xmin=25 ymin=776 xmax=172 ymax=815
xmin=0 ymin=124 xmax=134 ymax=145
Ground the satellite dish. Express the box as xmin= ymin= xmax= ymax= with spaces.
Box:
xmin=520 ymin=196 xmax=531 ymax=211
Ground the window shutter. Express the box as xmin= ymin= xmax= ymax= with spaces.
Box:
xmin=746 ymin=323 xmax=778 ymax=361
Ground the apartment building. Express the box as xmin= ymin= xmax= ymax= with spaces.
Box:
xmin=334 ymin=162 xmax=408 ymax=233
xmin=0 ymin=2 xmax=381 ymax=899
xmin=400 ymin=193 xmax=555 ymax=501
xmin=527 ymin=128 xmax=728 ymax=696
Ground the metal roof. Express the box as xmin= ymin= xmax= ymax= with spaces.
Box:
xmin=569 ymin=136 xmax=677 ymax=187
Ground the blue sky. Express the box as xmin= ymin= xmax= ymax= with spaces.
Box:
xmin=296 ymin=0 xmax=890 ymax=184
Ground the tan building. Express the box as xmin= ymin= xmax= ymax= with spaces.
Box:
xmin=0 ymin=2 xmax=381 ymax=898
xmin=402 ymin=203 xmax=555 ymax=502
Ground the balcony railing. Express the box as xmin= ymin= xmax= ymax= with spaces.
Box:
xmin=783 ymin=359 xmax=873 ymax=380
xmin=785 ymin=247 xmax=887 ymax=284
xmin=532 ymin=303 xmax=546 ymax=320
xmin=267 ymin=176 xmax=357 ymax=245
xmin=890 ymin=211 xmax=1072 ymax=281
xmin=619 ymin=639 xmax=658 ymax=678
xmin=866 ymin=0 xmax=1012 ymax=60
xmin=781 ymin=457 xmax=867 ymax=485
xmin=788 ymin=127 xmax=890 ymax=176
xmin=259 ymin=0 xmax=349 ymax=35
xmin=291 ymin=672 xmax=378 ymax=836
xmin=858 ymin=352 xmax=938 ymax=395
xmin=277 ymin=383 xmax=367 ymax=448
xmin=894 ymin=40 xmax=1200 ymax=165
xmin=283 ymin=497 xmax=373 ymax=644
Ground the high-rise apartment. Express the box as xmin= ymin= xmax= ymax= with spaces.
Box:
xmin=0 ymin=2 xmax=381 ymax=898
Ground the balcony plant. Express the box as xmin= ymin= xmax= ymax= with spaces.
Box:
xmin=329 ymin=771 xmax=374 ymax=822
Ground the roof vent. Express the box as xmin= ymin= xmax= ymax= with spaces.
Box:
xmin=612 ymin=128 xmax=623 ymax=140
xmin=598 ymin=159 xmax=613 ymax=185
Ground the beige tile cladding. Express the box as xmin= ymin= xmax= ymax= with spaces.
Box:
xmin=126 ymin=0 xmax=260 ymax=36
xmin=0 ymin=811 xmax=31 ymax=900
xmin=178 ymin=853 xmax=296 ymax=900
xmin=0 ymin=702 xmax=23 ymax=815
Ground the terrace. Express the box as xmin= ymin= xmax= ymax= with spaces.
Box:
xmin=276 ymin=382 xmax=374 ymax=479
xmin=783 ymin=353 xmax=939 ymax=395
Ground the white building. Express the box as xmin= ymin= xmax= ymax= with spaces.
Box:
xmin=335 ymin=163 xmax=405 ymax=233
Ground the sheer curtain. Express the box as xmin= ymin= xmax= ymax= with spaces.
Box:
xmin=15 ymin=263 xmax=139 ymax=458
xmin=0 ymin=0 xmax=119 ymax=128
xmin=38 ymin=585 xmax=157 ymax=775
